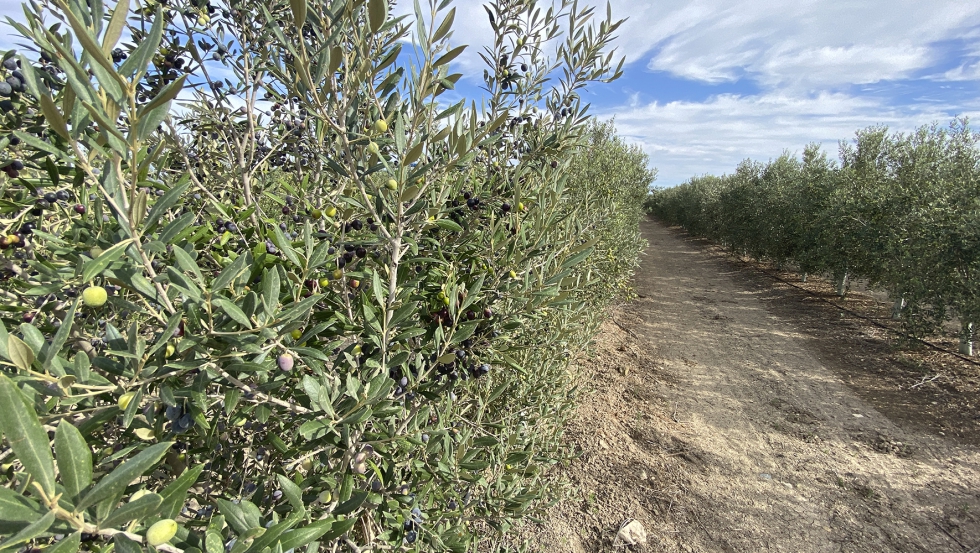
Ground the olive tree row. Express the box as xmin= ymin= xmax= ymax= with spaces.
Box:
xmin=647 ymin=119 xmax=979 ymax=355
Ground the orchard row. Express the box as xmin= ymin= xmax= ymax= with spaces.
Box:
xmin=647 ymin=118 xmax=978 ymax=355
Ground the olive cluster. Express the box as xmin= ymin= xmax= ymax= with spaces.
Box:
xmin=1 ymin=59 xmax=25 ymax=92
xmin=110 ymin=47 xmax=129 ymax=64
xmin=429 ymin=343 xmax=494 ymax=384
xmin=164 ymin=404 xmax=196 ymax=434
xmin=0 ymin=57 xmax=22 ymax=113
xmin=3 ymin=49 xmax=64 ymax=96
xmin=335 ymin=241 xmax=369 ymax=268
xmin=260 ymin=101 xmax=315 ymax=170
xmin=387 ymin=366 xmax=417 ymax=398
xmin=496 ymin=53 xmax=527 ymax=91
xmin=1 ymin=49 xmax=66 ymax=145
xmin=214 ymin=218 xmax=239 ymax=233
xmin=440 ymin=190 xmax=495 ymax=233
xmin=34 ymin=189 xmax=74 ymax=212
xmin=402 ymin=507 xmax=423 ymax=544
xmin=2 ymin=159 xmax=23 ymax=178
xmin=1 ymin=187 xmax=74 ymax=252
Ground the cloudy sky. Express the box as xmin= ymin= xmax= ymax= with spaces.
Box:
xmin=4 ymin=0 xmax=980 ymax=186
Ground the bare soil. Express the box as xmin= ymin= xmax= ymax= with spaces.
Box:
xmin=516 ymin=217 xmax=980 ymax=552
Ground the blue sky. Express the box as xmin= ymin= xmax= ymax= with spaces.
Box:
xmin=4 ymin=0 xmax=980 ymax=186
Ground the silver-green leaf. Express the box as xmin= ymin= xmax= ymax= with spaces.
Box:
xmin=0 ymin=374 xmax=55 ymax=496
xmin=54 ymin=421 xmax=93 ymax=502
xmin=75 ymin=442 xmax=172 ymax=512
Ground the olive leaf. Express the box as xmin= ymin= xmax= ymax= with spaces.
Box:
xmin=0 ymin=374 xmax=55 ymax=496
xmin=75 ymin=442 xmax=172 ymax=512
xmin=101 ymin=0 xmax=130 ymax=55
xmin=45 ymin=532 xmax=82 ymax=553
xmin=54 ymin=421 xmax=93 ymax=501
xmin=7 ymin=335 xmax=34 ymax=371
xmin=0 ymin=511 xmax=55 ymax=551
xmin=0 ymin=488 xmax=45 ymax=534
xmin=158 ymin=464 xmax=204 ymax=519
xmin=81 ymin=239 xmax=135 ymax=283
xmin=367 ymin=0 xmax=388 ymax=33
xmin=280 ymin=519 xmax=337 ymax=551
xmin=289 ymin=0 xmax=307 ymax=31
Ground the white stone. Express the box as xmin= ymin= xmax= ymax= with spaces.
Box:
xmin=616 ymin=519 xmax=648 ymax=545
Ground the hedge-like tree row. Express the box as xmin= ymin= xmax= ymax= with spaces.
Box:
xmin=0 ymin=0 xmax=654 ymax=551
xmin=646 ymin=119 xmax=979 ymax=355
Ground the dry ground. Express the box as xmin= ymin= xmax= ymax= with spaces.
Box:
xmin=514 ymin=216 xmax=980 ymax=553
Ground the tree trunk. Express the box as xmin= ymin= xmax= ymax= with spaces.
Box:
xmin=801 ymin=272 xmax=807 ymax=283
xmin=891 ymin=297 xmax=905 ymax=320
xmin=960 ymin=321 xmax=974 ymax=356
xmin=836 ymin=272 xmax=849 ymax=297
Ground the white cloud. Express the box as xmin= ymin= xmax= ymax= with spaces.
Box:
xmin=941 ymin=37 xmax=980 ymax=81
xmin=589 ymin=0 xmax=980 ymax=185
xmin=5 ymin=0 xmax=980 ymax=89
xmin=391 ymin=0 xmax=980 ymax=166
xmin=943 ymin=62 xmax=980 ymax=81
xmin=603 ymin=92 xmax=980 ymax=186
xmin=608 ymin=0 xmax=980 ymax=89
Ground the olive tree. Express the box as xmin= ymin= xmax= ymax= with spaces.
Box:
xmin=0 ymin=0 xmax=641 ymax=550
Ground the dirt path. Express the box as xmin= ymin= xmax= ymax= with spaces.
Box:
xmin=519 ymin=217 xmax=980 ymax=552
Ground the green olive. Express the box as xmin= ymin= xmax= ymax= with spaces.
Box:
xmin=146 ymin=519 xmax=178 ymax=546
xmin=82 ymin=286 xmax=108 ymax=307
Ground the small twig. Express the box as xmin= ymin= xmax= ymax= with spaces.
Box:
xmin=283 ymin=447 xmax=329 ymax=472
xmin=910 ymin=374 xmax=941 ymax=389
xmin=341 ymin=538 xmax=393 ymax=552
xmin=216 ymin=368 xmax=312 ymax=414
xmin=670 ymin=403 xmax=690 ymax=424
xmin=613 ymin=318 xmax=637 ymax=339
xmin=691 ymin=509 xmax=715 ymax=544
xmin=935 ymin=521 xmax=968 ymax=550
